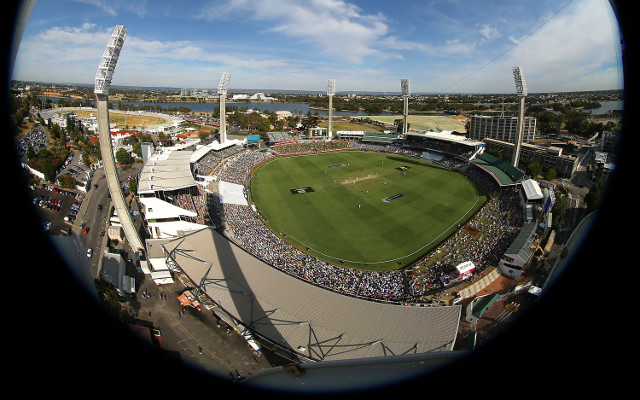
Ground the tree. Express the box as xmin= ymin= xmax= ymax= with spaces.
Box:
xmin=584 ymin=177 xmax=606 ymax=214
xmin=40 ymin=159 xmax=56 ymax=182
xmin=58 ymin=174 xmax=77 ymax=189
xmin=198 ymin=130 xmax=211 ymax=141
xmin=115 ymin=148 xmax=131 ymax=164
xmin=526 ymin=160 xmax=543 ymax=179
xmin=551 ymin=193 xmax=568 ymax=231
xmin=256 ymin=117 xmax=271 ymax=133
xmin=535 ymin=111 xmax=563 ymax=136
xmin=394 ymin=119 xmax=409 ymax=133
xmin=544 ymin=168 xmax=557 ymax=181
xmin=128 ymin=178 xmax=137 ymax=195
xmin=133 ymin=142 xmax=142 ymax=157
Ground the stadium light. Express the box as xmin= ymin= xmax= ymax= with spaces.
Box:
xmin=327 ymin=79 xmax=336 ymax=96
xmin=94 ymin=25 xmax=127 ymax=95
xmin=512 ymin=66 xmax=527 ymax=168
xmin=218 ymin=72 xmax=231 ymax=95
xmin=327 ymin=79 xmax=335 ymax=139
xmin=401 ymin=79 xmax=410 ymax=136
xmin=401 ymin=79 xmax=410 ymax=96
xmin=512 ymin=66 xmax=527 ymax=97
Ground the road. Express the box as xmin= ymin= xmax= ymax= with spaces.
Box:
xmin=128 ymin=280 xmax=276 ymax=381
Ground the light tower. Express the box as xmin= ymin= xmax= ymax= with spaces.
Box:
xmin=401 ymin=79 xmax=410 ymax=136
xmin=94 ymin=25 xmax=144 ymax=254
xmin=218 ymin=72 xmax=231 ymax=143
xmin=512 ymin=66 xmax=527 ymax=168
xmin=326 ymin=79 xmax=335 ymax=139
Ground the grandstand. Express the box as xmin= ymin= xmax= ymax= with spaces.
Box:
xmin=160 ymin=227 xmax=462 ymax=362
xmin=134 ymin=129 xmax=539 ymax=362
xmin=403 ymin=131 xmax=483 ymax=161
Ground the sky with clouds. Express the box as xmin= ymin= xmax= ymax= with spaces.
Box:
xmin=12 ymin=0 xmax=624 ymax=94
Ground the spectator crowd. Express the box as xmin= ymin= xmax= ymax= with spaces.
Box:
xmin=205 ymin=142 xmax=526 ymax=305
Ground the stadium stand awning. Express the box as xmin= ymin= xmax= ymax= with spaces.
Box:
xmin=138 ymin=149 xmax=197 ymax=194
xmin=139 ymin=196 xmax=197 ymax=220
xmin=190 ymin=139 xmax=244 ymax=164
xmin=161 ymin=228 xmax=462 ymax=362
xmin=471 ymin=153 xmax=525 ymax=186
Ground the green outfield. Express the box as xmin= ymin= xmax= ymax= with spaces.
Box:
xmin=249 ymin=150 xmax=487 ymax=271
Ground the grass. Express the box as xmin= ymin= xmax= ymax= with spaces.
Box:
xmin=317 ymin=120 xmax=387 ymax=134
xmin=70 ymin=108 xmax=168 ymax=128
xmin=364 ymin=115 xmax=467 ymax=132
xmin=249 ymin=150 xmax=487 ymax=271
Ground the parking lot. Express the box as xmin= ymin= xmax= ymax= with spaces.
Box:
xmin=57 ymin=150 xmax=87 ymax=181
xmin=31 ymin=183 xmax=84 ymax=236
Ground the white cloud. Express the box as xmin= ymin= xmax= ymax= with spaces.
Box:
xmin=200 ymin=0 xmax=395 ymax=63
xmin=478 ymin=24 xmax=500 ymax=44
xmin=74 ymin=0 xmax=148 ymax=18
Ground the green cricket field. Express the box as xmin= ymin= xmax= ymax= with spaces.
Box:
xmin=249 ymin=150 xmax=487 ymax=271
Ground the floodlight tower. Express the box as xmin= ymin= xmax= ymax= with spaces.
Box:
xmin=512 ymin=66 xmax=528 ymax=168
xmin=218 ymin=72 xmax=231 ymax=143
xmin=94 ymin=25 xmax=144 ymax=253
xmin=401 ymin=79 xmax=410 ymax=136
xmin=326 ymin=79 xmax=335 ymax=139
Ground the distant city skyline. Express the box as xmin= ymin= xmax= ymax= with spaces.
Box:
xmin=13 ymin=0 xmax=624 ymax=94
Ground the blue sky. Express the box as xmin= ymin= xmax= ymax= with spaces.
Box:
xmin=12 ymin=0 xmax=623 ymax=93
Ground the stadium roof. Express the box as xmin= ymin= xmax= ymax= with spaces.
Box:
xmin=161 ymin=227 xmax=462 ymax=362
xmin=361 ymin=133 xmax=400 ymax=144
xmin=521 ymin=179 xmax=544 ymax=201
xmin=138 ymin=149 xmax=196 ymax=194
xmin=471 ymin=152 xmax=525 ymax=186
xmin=139 ymin=196 xmax=197 ymax=220
xmin=190 ymin=139 xmax=244 ymax=164
xmin=406 ymin=131 xmax=482 ymax=147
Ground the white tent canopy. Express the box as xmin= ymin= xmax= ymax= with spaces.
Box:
xmin=521 ymin=179 xmax=544 ymax=201
xmin=218 ymin=181 xmax=248 ymax=206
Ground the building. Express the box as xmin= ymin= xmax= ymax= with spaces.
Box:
xmin=137 ymin=149 xmax=209 ymax=239
xmin=468 ymin=115 xmax=537 ymax=144
xmin=483 ymin=138 xmax=579 ymax=179
xmin=100 ymin=251 xmax=136 ymax=296
xmin=336 ymin=131 xmax=365 ymax=141
xmin=599 ymin=131 xmax=621 ymax=160
xmin=497 ymin=222 xmax=538 ymax=279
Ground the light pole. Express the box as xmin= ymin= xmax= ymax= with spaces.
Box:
xmin=327 ymin=79 xmax=335 ymax=139
xmin=401 ymin=79 xmax=410 ymax=136
xmin=218 ymin=72 xmax=231 ymax=143
xmin=512 ymin=66 xmax=527 ymax=168
xmin=94 ymin=25 xmax=144 ymax=254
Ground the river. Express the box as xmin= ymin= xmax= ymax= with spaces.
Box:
xmin=39 ymin=97 xmax=622 ymax=116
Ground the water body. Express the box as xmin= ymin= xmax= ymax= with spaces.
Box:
xmin=39 ymin=96 xmax=622 ymax=116
xmin=589 ymin=100 xmax=623 ymax=114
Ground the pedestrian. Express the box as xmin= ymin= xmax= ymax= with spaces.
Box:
xmin=147 ymin=310 xmax=151 ymax=318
